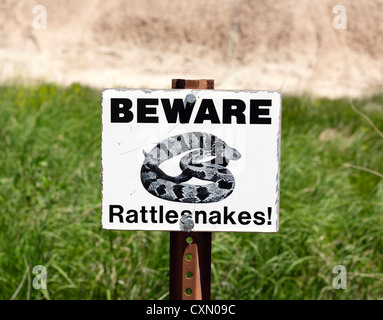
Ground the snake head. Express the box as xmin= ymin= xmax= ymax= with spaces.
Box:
xmin=224 ymin=147 xmax=241 ymax=161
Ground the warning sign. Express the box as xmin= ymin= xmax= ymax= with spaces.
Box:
xmin=101 ymin=89 xmax=281 ymax=232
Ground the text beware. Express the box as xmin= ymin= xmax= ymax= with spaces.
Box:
xmin=110 ymin=98 xmax=272 ymax=124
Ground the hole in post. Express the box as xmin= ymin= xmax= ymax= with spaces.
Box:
xmin=186 ymin=272 xmax=193 ymax=279
xmin=185 ymin=288 xmax=192 ymax=295
xmin=185 ymin=253 xmax=193 ymax=261
xmin=186 ymin=237 xmax=193 ymax=244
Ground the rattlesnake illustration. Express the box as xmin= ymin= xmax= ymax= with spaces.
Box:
xmin=140 ymin=132 xmax=241 ymax=203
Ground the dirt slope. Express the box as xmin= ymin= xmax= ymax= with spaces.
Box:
xmin=1 ymin=0 xmax=383 ymax=97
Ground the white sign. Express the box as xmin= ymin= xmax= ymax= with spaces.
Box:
xmin=101 ymin=89 xmax=281 ymax=233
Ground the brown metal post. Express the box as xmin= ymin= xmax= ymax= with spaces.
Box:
xmin=169 ymin=79 xmax=213 ymax=300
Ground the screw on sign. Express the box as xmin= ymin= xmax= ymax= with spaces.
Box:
xmin=101 ymin=78 xmax=282 ymax=300
xmin=180 ymin=214 xmax=194 ymax=231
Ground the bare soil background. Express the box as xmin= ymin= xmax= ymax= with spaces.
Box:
xmin=1 ymin=0 xmax=383 ymax=97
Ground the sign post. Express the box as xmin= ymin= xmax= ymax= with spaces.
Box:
xmin=101 ymin=79 xmax=282 ymax=300
xmin=169 ymin=79 xmax=214 ymax=300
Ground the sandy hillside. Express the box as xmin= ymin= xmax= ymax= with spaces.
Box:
xmin=1 ymin=0 xmax=383 ymax=97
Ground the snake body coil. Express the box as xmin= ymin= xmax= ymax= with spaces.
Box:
xmin=140 ymin=132 xmax=241 ymax=203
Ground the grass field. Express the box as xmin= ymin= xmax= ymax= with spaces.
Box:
xmin=0 ymin=83 xmax=382 ymax=300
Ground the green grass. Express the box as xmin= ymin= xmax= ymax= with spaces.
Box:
xmin=0 ymin=83 xmax=382 ymax=299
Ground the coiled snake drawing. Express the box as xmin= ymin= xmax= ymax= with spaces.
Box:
xmin=140 ymin=132 xmax=241 ymax=203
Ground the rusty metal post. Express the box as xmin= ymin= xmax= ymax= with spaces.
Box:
xmin=169 ymin=79 xmax=213 ymax=300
